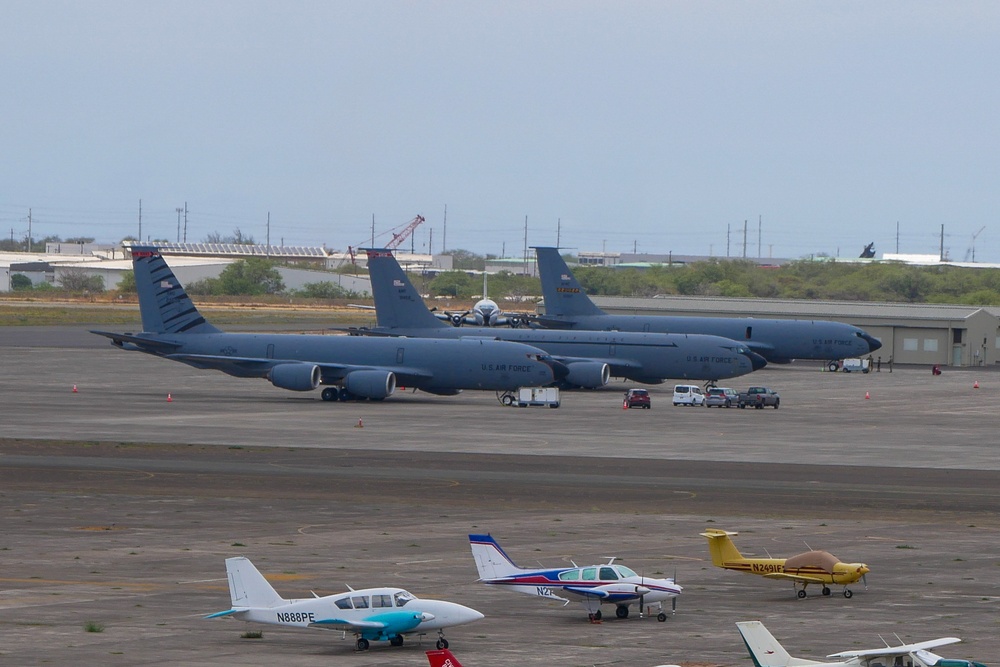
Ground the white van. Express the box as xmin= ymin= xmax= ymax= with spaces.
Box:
xmin=673 ymin=384 xmax=705 ymax=406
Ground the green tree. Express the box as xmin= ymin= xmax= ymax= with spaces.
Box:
xmin=116 ymin=270 xmax=136 ymax=293
xmin=215 ymin=259 xmax=284 ymax=295
xmin=10 ymin=273 xmax=33 ymax=290
xmin=295 ymin=281 xmax=358 ymax=299
xmin=57 ymin=270 xmax=105 ymax=293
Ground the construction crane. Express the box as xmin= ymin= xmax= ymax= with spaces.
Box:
xmin=349 ymin=215 xmax=425 ymax=264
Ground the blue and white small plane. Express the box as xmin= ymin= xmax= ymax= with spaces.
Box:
xmin=737 ymin=620 xmax=988 ymax=667
xmin=206 ymin=557 xmax=483 ymax=651
xmin=469 ymin=534 xmax=682 ymax=622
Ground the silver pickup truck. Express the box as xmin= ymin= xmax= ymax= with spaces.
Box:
xmin=737 ymin=386 xmax=780 ymax=409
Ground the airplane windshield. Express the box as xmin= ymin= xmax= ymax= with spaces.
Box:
xmin=615 ymin=565 xmax=638 ymax=578
xmin=599 ymin=567 xmax=618 ymax=580
xmin=394 ymin=591 xmax=414 ymax=607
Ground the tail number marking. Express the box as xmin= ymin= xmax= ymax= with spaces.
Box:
xmin=276 ymin=611 xmax=315 ymax=623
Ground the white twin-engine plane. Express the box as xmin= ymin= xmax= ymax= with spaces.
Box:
xmin=206 ymin=557 xmax=483 ymax=651
xmin=469 ymin=534 xmax=682 ymax=622
xmin=737 ymin=621 xmax=988 ymax=667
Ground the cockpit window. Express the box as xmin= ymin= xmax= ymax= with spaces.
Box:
xmin=351 ymin=596 xmax=369 ymax=609
xmin=599 ymin=567 xmax=618 ymax=580
xmin=394 ymin=591 xmax=414 ymax=607
xmin=372 ymin=594 xmax=392 ymax=608
xmin=581 ymin=567 xmax=597 ymax=581
xmin=558 ymin=569 xmax=580 ymax=581
xmin=616 ymin=565 xmax=638 ymax=578
xmin=334 ymin=596 xmax=353 ymax=610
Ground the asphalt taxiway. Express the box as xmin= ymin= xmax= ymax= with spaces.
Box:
xmin=0 ymin=326 xmax=997 ymax=666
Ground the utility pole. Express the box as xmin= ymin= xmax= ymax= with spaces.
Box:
xmin=522 ymin=215 xmax=528 ymax=275
xmin=556 ymin=218 xmax=561 ymax=248
xmin=742 ymin=219 xmax=748 ymax=259
xmin=428 ymin=228 xmax=433 ymax=255
xmin=266 ymin=212 xmax=271 ymax=258
xmin=27 ymin=208 xmax=32 ymax=252
xmin=175 ymin=207 xmax=183 ymax=243
xmin=183 ymin=202 xmax=188 ymax=243
xmin=939 ymin=223 xmax=944 ymax=261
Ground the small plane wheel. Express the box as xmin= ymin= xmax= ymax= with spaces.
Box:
xmin=389 ymin=635 xmax=403 ymax=647
xmin=615 ymin=605 xmax=629 ymax=619
xmin=356 ymin=638 xmax=370 ymax=651
xmin=828 ymin=361 xmax=839 ymax=372
xmin=321 ymin=387 xmax=338 ymax=402
xmin=501 ymin=393 xmax=514 ymax=406
xmin=436 ymin=638 xmax=449 ymax=650
xmin=844 ymin=588 xmax=853 ymax=598
xmin=593 ymin=610 xmax=602 ymax=621
xmin=822 ymin=586 xmax=831 ymax=596
xmin=797 ymin=589 xmax=807 ymax=599
xmin=657 ymin=612 xmax=667 ymax=622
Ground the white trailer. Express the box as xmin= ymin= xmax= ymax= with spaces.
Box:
xmin=498 ymin=387 xmax=560 ymax=408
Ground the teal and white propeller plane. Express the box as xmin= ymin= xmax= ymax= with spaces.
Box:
xmin=737 ymin=620 xmax=987 ymax=667
xmin=91 ymin=247 xmax=560 ymax=401
xmin=469 ymin=534 xmax=682 ymax=623
xmin=206 ymin=557 xmax=483 ymax=652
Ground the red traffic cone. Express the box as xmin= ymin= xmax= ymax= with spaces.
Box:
xmin=355 ymin=418 xmax=363 ymax=428
xmin=864 ymin=391 xmax=870 ymax=400
xmin=72 ymin=384 xmax=78 ymax=393
xmin=167 ymin=393 xmax=173 ymax=402
xmin=974 ymin=380 xmax=980 ymax=389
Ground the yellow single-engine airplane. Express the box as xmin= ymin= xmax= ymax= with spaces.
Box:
xmin=701 ymin=529 xmax=869 ymax=599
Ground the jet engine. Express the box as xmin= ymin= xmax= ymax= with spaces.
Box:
xmin=564 ymin=361 xmax=611 ymax=388
xmin=269 ymin=363 xmax=321 ymax=391
xmin=344 ymin=370 xmax=396 ymax=399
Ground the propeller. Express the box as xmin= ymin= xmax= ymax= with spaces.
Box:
xmin=449 ymin=313 xmax=465 ymax=327
xmin=862 ymin=572 xmax=869 ymax=590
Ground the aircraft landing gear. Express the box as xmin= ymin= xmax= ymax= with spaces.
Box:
xmin=588 ymin=610 xmax=603 ymax=623
xmin=657 ymin=612 xmax=668 ymax=622
xmin=615 ymin=605 xmax=629 ymax=619
xmin=822 ymin=586 xmax=831 ymax=596
xmin=435 ymin=637 xmax=449 ymax=650
xmin=843 ymin=588 xmax=853 ymax=598
xmin=389 ymin=635 xmax=404 ymax=647
xmin=355 ymin=638 xmax=370 ymax=651
xmin=321 ymin=387 xmax=338 ymax=402
xmin=796 ymin=589 xmax=807 ymax=599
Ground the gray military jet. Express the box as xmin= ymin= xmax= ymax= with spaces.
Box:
xmin=91 ymin=247 xmax=559 ymax=401
xmin=533 ymin=247 xmax=882 ymax=364
xmin=359 ymin=249 xmax=766 ymax=386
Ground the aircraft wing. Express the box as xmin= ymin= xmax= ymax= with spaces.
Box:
xmin=827 ymin=637 xmax=961 ymax=659
xmin=309 ymin=618 xmax=387 ymax=632
xmin=529 ymin=315 xmax=577 ymax=330
xmin=162 ymin=354 xmax=434 ymax=384
xmin=560 ymin=586 xmax=614 ymax=600
xmin=762 ymin=572 xmax=829 ymax=584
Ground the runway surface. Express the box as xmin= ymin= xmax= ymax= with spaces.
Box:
xmin=0 ymin=325 xmax=997 ymax=666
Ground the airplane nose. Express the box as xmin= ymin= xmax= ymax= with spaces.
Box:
xmin=447 ymin=603 xmax=484 ymax=625
xmin=861 ymin=332 xmax=882 ymax=353
xmin=747 ymin=351 xmax=768 ymax=371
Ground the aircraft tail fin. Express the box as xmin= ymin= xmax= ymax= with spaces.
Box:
xmin=224 ymin=557 xmax=286 ymax=609
xmin=469 ymin=534 xmax=525 ymax=580
xmin=365 ymin=248 xmax=449 ymax=330
xmin=129 ymin=246 xmax=220 ymax=335
xmin=737 ymin=621 xmax=820 ymax=667
xmin=426 ymin=648 xmax=464 ymax=667
xmin=700 ymin=529 xmax=744 ymax=566
xmin=533 ymin=246 xmax=605 ymax=318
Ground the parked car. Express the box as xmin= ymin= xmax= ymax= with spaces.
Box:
xmin=673 ymin=384 xmax=705 ymax=406
xmin=623 ymin=388 xmax=651 ymax=409
xmin=704 ymin=387 xmax=738 ymax=408
xmin=737 ymin=386 xmax=780 ymax=409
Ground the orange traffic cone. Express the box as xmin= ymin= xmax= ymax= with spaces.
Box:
xmin=974 ymin=380 xmax=980 ymax=389
xmin=167 ymin=393 xmax=173 ymax=402
xmin=864 ymin=391 xmax=870 ymax=400
xmin=355 ymin=418 xmax=363 ymax=428
xmin=72 ymin=384 xmax=78 ymax=393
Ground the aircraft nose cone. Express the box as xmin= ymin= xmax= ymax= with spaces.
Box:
xmin=449 ymin=603 xmax=484 ymax=625
xmin=862 ymin=332 xmax=882 ymax=353
xmin=747 ymin=351 xmax=768 ymax=371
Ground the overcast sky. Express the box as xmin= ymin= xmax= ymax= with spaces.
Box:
xmin=2 ymin=1 xmax=998 ymax=261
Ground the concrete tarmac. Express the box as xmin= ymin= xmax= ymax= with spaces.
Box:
xmin=0 ymin=326 xmax=997 ymax=666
